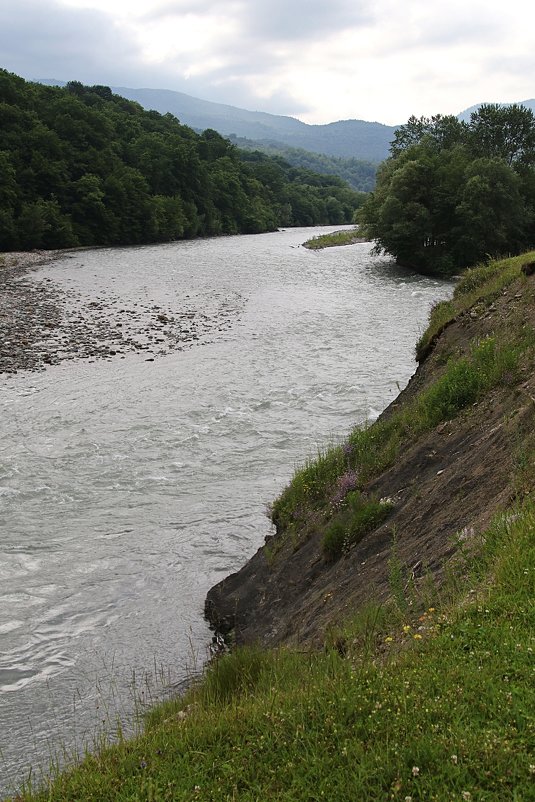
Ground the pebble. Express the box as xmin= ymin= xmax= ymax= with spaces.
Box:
xmin=0 ymin=250 xmax=241 ymax=375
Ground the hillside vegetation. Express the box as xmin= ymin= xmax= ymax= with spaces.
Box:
xmin=99 ymin=84 xmax=397 ymax=162
xmin=11 ymin=254 xmax=535 ymax=801
xmin=0 ymin=70 xmax=363 ymax=251
xmin=227 ymin=135 xmax=377 ymax=192
xmin=358 ymin=105 xmax=535 ymax=275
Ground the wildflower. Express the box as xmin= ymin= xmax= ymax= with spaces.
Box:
xmin=403 ymin=625 xmax=411 ymax=633
xmin=385 ymin=636 xmax=393 ymax=643
xmin=451 ymin=754 xmax=458 ymax=764
xmin=461 ymin=793 xmax=472 ymax=801
xmin=411 ymin=766 xmax=420 ymax=777
xmin=405 ymin=797 xmax=413 ymax=802
xmin=530 ymin=764 xmax=535 ymax=774
xmin=330 ymin=470 xmax=359 ymax=507
xmin=413 ymin=634 xmax=423 ymax=640
xmin=428 ymin=607 xmax=435 ymax=613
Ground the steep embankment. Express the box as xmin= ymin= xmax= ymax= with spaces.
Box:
xmin=206 ymin=253 xmax=535 ymax=647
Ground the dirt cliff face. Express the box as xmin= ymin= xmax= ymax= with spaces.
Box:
xmin=205 ymin=263 xmax=535 ymax=648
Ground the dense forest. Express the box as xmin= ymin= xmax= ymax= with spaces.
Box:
xmin=358 ymin=104 xmax=535 ymax=275
xmin=0 ymin=70 xmax=364 ymax=251
xmin=227 ymin=134 xmax=377 ymax=191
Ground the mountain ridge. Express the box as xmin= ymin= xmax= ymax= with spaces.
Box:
xmin=36 ymin=78 xmax=396 ymax=162
xmin=36 ymin=78 xmax=535 ymax=163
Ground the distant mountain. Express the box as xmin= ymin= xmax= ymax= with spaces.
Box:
xmin=457 ymin=99 xmax=535 ymax=122
xmin=36 ymin=79 xmax=396 ymax=163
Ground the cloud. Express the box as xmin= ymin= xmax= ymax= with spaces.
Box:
xmin=146 ymin=0 xmax=373 ymax=42
xmin=1 ymin=0 xmax=535 ymax=126
xmin=0 ymin=0 xmax=145 ymax=86
xmin=240 ymin=0 xmax=373 ymax=43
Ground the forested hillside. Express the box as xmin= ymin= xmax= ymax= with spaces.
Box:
xmin=102 ymin=84 xmax=396 ymax=162
xmin=358 ymin=104 xmax=535 ymax=275
xmin=0 ymin=71 xmax=364 ymax=251
xmin=227 ymin=134 xmax=376 ymax=191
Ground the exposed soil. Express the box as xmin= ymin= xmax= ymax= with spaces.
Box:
xmin=206 ymin=273 xmax=535 ymax=647
xmin=0 ymin=250 xmax=238 ymax=375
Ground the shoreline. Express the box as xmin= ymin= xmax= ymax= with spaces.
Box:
xmin=0 ymin=248 xmax=239 ymax=375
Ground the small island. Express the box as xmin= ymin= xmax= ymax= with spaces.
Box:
xmin=302 ymin=227 xmax=367 ymax=249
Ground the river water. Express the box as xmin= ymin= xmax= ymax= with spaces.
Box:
xmin=0 ymin=228 xmax=452 ymax=795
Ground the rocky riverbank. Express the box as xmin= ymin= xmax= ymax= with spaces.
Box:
xmin=0 ymin=249 xmax=239 ymax=375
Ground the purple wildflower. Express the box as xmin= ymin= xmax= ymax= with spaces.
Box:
xmin=331 ymin=469 xmax=359 ymax=508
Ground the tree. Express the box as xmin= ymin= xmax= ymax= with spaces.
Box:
xmin=452 ymin=158 xmax=528 ymax=264
xmin=468 ymin=104 xmax=535 ymax=167
xmin=358 ymin=107 xmax=535 ymax=275
xmin=390 ymin=114 xmax=467 ymax=156
xmin=0 ymin=69 xmax=364 ymax=251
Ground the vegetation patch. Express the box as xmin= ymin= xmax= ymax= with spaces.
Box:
xmin=0 ymin=70 xmax=364 ymax=251
xmin=322 ymin=493 xmax=393 ymax=561
xmin=227 ymin=134 xmax=378 ymax=192
xmin=358 ymin=104 xmax=535 ymax=276
xmin=416 ymin=251 xmax=535 ymax=361
xmin=302 ymin=228 xmax=365 ymax=249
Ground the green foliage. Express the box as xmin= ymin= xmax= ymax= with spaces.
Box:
xmin=228 ymin=134 xmax=378 ymax=191
xmin=359 ymin=104 xmax=535 ymax=275
xmin=0 ymin=70 xmax=364 ymax=251
xmin=416 ymin=251 xmax=535 ymax=361
xmin=196 ymin=646 xmax=269 ymax=704
xmin=302 ymin=227 xmax=364 ymax=249
xmin=322 ymin=497 xmax=393 ymax=561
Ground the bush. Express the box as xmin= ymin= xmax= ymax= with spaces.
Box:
xmin=323 ymin=499 xmax=393 ymax=561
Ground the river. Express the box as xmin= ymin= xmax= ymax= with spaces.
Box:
xmin=0 ymin=228 xmax=452 ymax=795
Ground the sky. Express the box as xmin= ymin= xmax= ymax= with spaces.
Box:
xmin=1 ymin=0 xmax=534 ymax=126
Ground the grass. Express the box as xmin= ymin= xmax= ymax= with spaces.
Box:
xmin=322 ymin=493 xmax=393 ymax=561
xmin=302 ymin=228 xmax=364 ymax=249
xmin=416 ymin=251 xmax=535 ymax=362
xmin=271 ymin=328 xmax=532 ymax=540
xmin=13 ymin=499 xmax=535 ymax=801
xmin=271 ymin=252 xmax=535 ymax=543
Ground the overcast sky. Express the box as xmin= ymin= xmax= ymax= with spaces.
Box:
xmin=1 ymin=0 xmax=534 ymax=125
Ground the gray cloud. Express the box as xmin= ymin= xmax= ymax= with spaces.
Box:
xmin=0 ymin=1 xmax=143 ymax=85
xmin=146 ymin=0 xmax=373 ymax=43
xmin=1 ymin=0 xmax=532 ymax=125
xmin=0 ymin=0 xmax=315 ymax=114
xmin=484 ymin=52 xmax=535 ymax=80
xmin=241 ymin=0 xmax=373 ymax=42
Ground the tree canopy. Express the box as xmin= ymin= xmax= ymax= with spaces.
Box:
xmin=358 ymin=104 xmax=535 ymax=275
xmin=0 ymin=70 xmax=365 ymax=251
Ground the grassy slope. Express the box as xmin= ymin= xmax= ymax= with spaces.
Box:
xmin=11 ymin=254 xmax=535 ymax=802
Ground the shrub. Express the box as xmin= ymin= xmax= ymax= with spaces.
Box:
xmin=323 ymin=499 xmax=393 ymax=561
